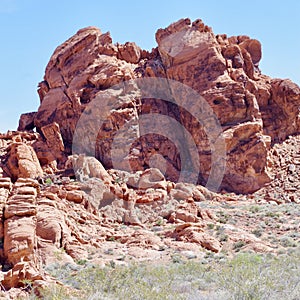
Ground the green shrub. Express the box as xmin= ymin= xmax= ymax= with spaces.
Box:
xmin=44 ymin=178 xmax=53 ymax=185
xmin=252 ymin=228 xmax=263 ymax=237
xmin=33 ymin=251 xmax=300 ymax=300
xmin=233 ymin=240 xmax=246 ymax=251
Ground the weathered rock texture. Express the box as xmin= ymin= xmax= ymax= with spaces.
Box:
xmin=0 ymin=18 xmax=299 ymax=295
xmin=30 ymin=19 xmax=300 ymax=194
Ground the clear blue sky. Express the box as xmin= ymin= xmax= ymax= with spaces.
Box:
xmin=0 ymin=0 xmax=299 ymax=132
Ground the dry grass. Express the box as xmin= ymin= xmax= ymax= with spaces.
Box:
xmin=33 ymin=249 xmax=300 ymax=300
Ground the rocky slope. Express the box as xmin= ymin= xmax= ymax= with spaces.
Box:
xmin=0 ymin=18 xmax=299 ymax=297
xmin=27 ymin=18 xmax=300 ymax=194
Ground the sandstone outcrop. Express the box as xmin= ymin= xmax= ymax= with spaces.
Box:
xmin=0 ymin=18 xmax=299 ymax=296
xmin=18 ymin=112 xmax=36 ymax=131
xmin=25 ymin=18 xmax=300 ymax=194
xmin=6 ymin=142 xmax=43 ymax=181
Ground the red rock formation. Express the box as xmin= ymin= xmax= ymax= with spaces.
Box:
xmin=0 ymin=18 xmax=299 ymax=295
xmin=18 ymin=112 xmax=36 ymax=131
xmin=4 ymin=179 xmax=39 ymax=266
xmin=28 ymin=18 xmax=300 ymax=194
xmin=0 ymin=131 xmax=61 ymax=178
xmin=6 ymin=142 xmax=43 ymax=181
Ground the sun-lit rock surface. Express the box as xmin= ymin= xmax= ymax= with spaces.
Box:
xmin=0 ymin=18 xmax=299 ymax=295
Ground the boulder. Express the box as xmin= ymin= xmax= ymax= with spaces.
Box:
xmin=17 ymin=112 xmax=37 ymax=131
xmin=6 ymin=143 xmax=43 ymax=181
xmin=32 ymin=19 xmax=292 ymax=193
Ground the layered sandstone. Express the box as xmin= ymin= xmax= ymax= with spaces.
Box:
xmin=0 ymin=18 xmax=299 ymax=295
xmin=23 ymin=18 xmax=300 ymax=194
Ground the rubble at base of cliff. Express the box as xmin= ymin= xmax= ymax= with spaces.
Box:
xmin=0 ymin=18 xmax=299 ymax=298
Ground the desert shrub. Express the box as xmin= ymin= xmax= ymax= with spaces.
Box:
xmin=34 ymin=250 xmax=300 ymax=300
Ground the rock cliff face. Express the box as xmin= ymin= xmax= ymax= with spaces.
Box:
xmin=0 ymin=18 xmax=300 ymax=296
xmin=28 ymin=18 xmax=300 ymax=194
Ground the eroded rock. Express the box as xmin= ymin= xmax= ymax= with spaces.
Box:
xmin=6 ymin=143 xmax=43 ymax=181
xmin=0 ymin=17 xmax=300 ymax=295
xmin=32 ymin=18 xmax=300 ymax=193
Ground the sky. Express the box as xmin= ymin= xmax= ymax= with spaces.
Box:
xmin=0 ymin=0 xmax=299 ymax=132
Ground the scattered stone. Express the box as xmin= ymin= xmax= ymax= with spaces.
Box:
xmin=0 ymin=17 xmax=299 ymax=296
xmin=181 ymin=250 xmax=197 ymax=259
